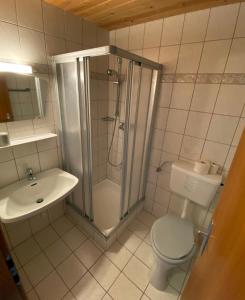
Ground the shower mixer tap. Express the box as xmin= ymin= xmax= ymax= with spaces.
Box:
xmin=119 ymin=122 xmax=125 ymax=131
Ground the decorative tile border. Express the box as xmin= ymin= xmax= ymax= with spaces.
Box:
xmin=161 ymin=73 xmax=245 ymax=84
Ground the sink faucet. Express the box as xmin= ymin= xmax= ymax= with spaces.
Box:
xmin=26 ymin=168 xmax=36 ymax=181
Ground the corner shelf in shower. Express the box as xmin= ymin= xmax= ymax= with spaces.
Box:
xmin=0 ymin=133 xmax=57 ymax=149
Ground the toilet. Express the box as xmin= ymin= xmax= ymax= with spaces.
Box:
xmin=150 ymin=160 xmax=222 ymax=291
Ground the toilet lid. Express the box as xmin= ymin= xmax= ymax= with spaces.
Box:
xmin=151 ymin=214 xmax=194 ymax=260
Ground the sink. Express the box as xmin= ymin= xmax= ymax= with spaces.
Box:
xmin=0 ymin=168 xmax=78 ymax=223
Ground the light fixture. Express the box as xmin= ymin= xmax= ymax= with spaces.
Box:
xmin=0 ymin=62 xmax=32 ymax=74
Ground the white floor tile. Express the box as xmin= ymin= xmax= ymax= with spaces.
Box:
xmin=144 ymin=233 xmax=152 ymax=246
xmin=145 ymin=283 xmax=179 ymax=300
xmin=45 ymin=239 xmax=71 ymax=267
xmin=18 ymin=268 xmax=32 ymax=293
xmin=52 ymin=216 xmax=74 ymax=236
xmin=127 ymin=220 xmax=149 ymax=239
xmin=168 ymin=268 xmax=187 ymax=292
xmin=71 ymin=272 xmax=106 ymax=300
xmin=105 ymin=241 xmax=132 ymax=270
xmin=62 ymin=292 xmax=76 ymax=300
xmin=62 ymin=227 xmax=87 ymax=250
xmin=90 ymin=256 xmax=120 ymax=290
xmin=57 ymin=254 xmax=87 ymax=289
xmin=135 ymin=241 xmax=153 ymax=268
xmin=75 ymin=239 xmax=102 ymax=269
xmin=118 ymin=229 xmax=142 ymax=253
xmin=137 ymin=211 xmax=156 ymax=227
xmin=26 ymin=289 xmax=39 ymax=300
xmin=102 ymin=294 xmax=113 ymax=300
xmin=35 ymin=271 xmax=68 ymax=300
xmin=34 ymin=226 xmax=59 ymax=249
xmin=23 ymin=253 xmax=53 ymax=286
xmin=14 ymin=238 xmax=41 ymax=265
xmin=109 ymin=273 xmax=142 ymax=300
xmin=123 ymin=256 xmax=150 ymax=291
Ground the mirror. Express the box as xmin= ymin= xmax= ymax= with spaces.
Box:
xmin=0 ymin=73 xmax=47 ymax=122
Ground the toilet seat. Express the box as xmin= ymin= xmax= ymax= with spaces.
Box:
xmin=151 ymin=214 xmax=195 ymax=261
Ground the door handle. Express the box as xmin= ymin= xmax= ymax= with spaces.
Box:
xmin=197 ymin=230 xmax=210 ymax=237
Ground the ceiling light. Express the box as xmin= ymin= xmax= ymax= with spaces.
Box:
xmin=0 ymin=62 xmax=32 ymax=74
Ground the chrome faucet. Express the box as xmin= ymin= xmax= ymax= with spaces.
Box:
xmin=26 ymin=168 xmax=36 ymax=181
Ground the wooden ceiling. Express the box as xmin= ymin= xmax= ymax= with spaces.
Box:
xmin=44 ymin=0 xmax=243 ymax=30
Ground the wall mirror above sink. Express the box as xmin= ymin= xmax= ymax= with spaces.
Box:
xmin=0 ymin=65 xmax=48 ymax=123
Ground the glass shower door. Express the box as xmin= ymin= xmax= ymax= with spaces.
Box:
xmin=121 ymin=63 xmax=155 ymax=216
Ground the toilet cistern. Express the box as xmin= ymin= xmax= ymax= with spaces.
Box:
xmin=149 ymin=160 xmax=222 ymax=291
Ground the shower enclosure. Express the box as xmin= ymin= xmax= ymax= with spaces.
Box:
xmin=53 ymin=46 xmax=162 ymax=237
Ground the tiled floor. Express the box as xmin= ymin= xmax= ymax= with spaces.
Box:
xmin=13 ymin=211 xmax=190 ymax=300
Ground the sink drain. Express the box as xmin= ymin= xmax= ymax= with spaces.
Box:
xmin=36 ymin=198 xmax=44 ymax=204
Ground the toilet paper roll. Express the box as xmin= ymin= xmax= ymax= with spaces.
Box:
xmin=193 ymin=160 xmax=210 ymax=174
xmin=0 ymin=132 xmax=9 ymax=147
xmin=209 ymin=162 xmax=219 ymax=175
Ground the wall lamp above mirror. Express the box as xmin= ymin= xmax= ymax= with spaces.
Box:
xmin=0 ymin=62 xmax=48 ymax=123
xmin=0 ymin=62 xmax=32 ymax=74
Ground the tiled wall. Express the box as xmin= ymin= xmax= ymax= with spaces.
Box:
xmin=0 ymin=0 xmax=109 ymax=248
xmin=110 ymin=2 xmax=245 ymax=228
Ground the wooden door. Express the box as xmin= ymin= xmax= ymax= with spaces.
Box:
xmin=182 ymin=129 xmax=245 ymax=300
xmin=0 ymin=76 xmax=12 ymax=122
xmin=0 ymin=228 xmax=25 ymax=300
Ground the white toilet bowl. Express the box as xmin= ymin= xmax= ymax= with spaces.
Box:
xmin=150 ymin=214 xmax=196 ymax=291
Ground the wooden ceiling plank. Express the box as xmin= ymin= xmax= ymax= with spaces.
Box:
xmin=71 ymin=0 xmax=140 ymax=17
xmin=44 ymin=0 xmax=245 ymax=30
xmin=104 ymin=0 xmax=242 ymax=29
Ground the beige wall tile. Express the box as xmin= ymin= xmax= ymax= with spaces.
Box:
xmin=166 ymin=109 xmax=188 ymax=134
xmin=143 ymin=47 xmax=159 ymax=61
xmin=161 ymin=15 xmax=184 ymax=46
xmin=43 ymin=2 xmax=65 ymax=38
xmin=199 ymin=39 xmax=231 ymax=73
xmin=65 ymin=12 xmax=82 ymax=43
xmin=191 ymin=84 xmax=219 ymax=113
xmin=0 ymin=22 xmax=21 ymax=60
xmin=206 ymin=3 xmax=239 ymax=40
xmin=214 ymin=84 xmax=245 ymax=116
xmin=45 ymin=35 xmax=66 ymax=55
xmin=235 ymin=3 xmax=245 ymax=37
xmin=19 ymin=27 xmax=47 ymax=64
xmin=159 ymin=45 xmax=179 ymax=73
xmin=207 ymin=114 xmax=239 ymax=144
xmin=201 ymin=140 xmax=229 ymax=165
xmin=0 ymin=0 xmax=17 ymax=23
xmin=115 ymin=27 xmax=129 ymax=49
xmin=83 ymin=19 xmax=97 ymax=48
xmin=0 ymin=160 xmax=18 ymax=188
xmin=176 ymin=42 xmax=203 ymax=73
xmin=185 ymin=111 xmax=211 ymax=139
xmin=182 ymin=9 xmax=210 ymax=43
xmin=129 ymin=23 xmax=145 ymax=50
xmin=180 ymin=135 xmax=204 ymax=160
xmin=16 ymin=0 xmax=43 ymax=31
xmin=225 ymin=38 xmax=245 ymax=73
xmin=143 ymin=19 xmax=163 ymax=48
xmin=171 ymin=83 xmax=194 ymax=110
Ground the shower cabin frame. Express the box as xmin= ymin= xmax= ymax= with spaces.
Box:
xmin=53 ymin=45 xmax=162 ymax=235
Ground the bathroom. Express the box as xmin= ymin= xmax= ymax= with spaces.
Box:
xmin=0 ymin=0 xmax=244 ymax=299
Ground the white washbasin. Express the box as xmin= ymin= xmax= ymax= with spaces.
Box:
xmin=0 ymin=168 xmax=78 ymax=223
